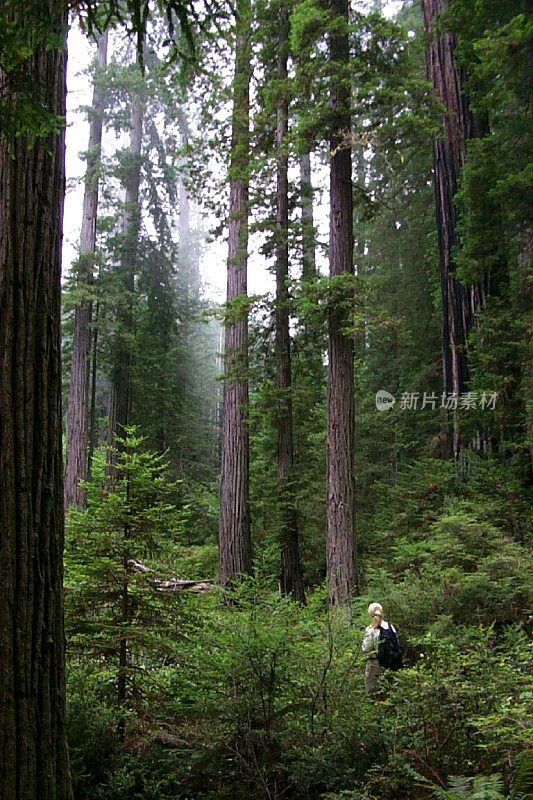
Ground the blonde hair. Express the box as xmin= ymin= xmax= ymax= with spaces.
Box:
xmin=367 ymin=602 xmax=383 ymax=616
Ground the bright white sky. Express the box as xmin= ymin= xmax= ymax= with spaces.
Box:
xmin=64 ymin=2 xmax=403 ymax=302
xmin=63 ymin=23 xmax=322 ymax=302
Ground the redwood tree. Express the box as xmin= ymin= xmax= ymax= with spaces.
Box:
xmin=421 ymin=0 xmax=484 ymax=457
xmin=326 ymin=0 xmax=357 ymax=606
xmin=65 ymin=31 xmax=108 ymax=509
xmin=275 ymin=5 xmax=305 ymax=603
xmin=0 ymin=4 xmax=73 ymax=797
xmin=218 ymin=0 xmax=253 ymax=585
xmin=107 ymin=85 xmax=144 ymax=474
xmin=299 ymin=150 xmax=316 ymax=281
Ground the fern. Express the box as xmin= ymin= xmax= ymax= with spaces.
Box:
xmin=512 ymin=751 xmax=533 ymax=800
xmin=432 ymin=775 xmax=507 ymax=800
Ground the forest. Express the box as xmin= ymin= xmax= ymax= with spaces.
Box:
xmin=0 ymin=0 xmax=532 ymax=798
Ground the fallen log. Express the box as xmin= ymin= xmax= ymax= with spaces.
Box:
xmin=127 ymin=559 xmax=214 ymax=593
xmin=155 ymin=578 xmax=214 ymax=594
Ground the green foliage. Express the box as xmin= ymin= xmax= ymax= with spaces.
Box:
xmin=173 ymin=543 xmax=219 ymax=578
xmin=0 ymin=0 xmax=67 ymax=146
xmin=512 ymin=750 xmax=533 ymax=800
xmin=0 ymin=0 xmax=204 ymax=146
xmin=449 ymin=1 xmax=533 ymax=479
xmin=359 ymin=457 xmax=532 ymax=634
xmin=67 ymin=673 xmax=121 ymax=798
xmin=65 ymin=428 xmax=188 ymax=719
xmin=290 ymin=0 xmax=331 ymax=55
xmin=68 ymin=440 xmax=531 ymax=800
xmin=67 ymin=572 xmax=532 ymax=799
xmin=61 ymin=2 xmax=532 ymax=799
xmin=434 ymin=774 xmax=506 ymax=800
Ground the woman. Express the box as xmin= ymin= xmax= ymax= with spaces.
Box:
xmin=362 ymin=602 xmax=397 ymax=694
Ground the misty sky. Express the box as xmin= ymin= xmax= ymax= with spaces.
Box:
xmin=64 ymin=2 xmax=401 ymax=302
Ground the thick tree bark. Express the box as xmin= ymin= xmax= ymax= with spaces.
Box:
xmin=219 ymin=0 xmax=252 ymax=586
xmin=107 ymin=88 xmax=144 ymax=475
xmin=0 ymin=6 xmax=73 ymax=799
xmin=275 ymin=7 xmax=305 ymax=603
xmin=65 ymin=32 xmax=108 ymax=509
xmin=353 ymin=145 xmax=367 ymax=356
xmin=326 ymin=0 xmax=357 ymax=606
xmin=298 ymin=149 xmax=319 ymax=346
xmin=421 ymin=0 xmax=483 ymax=458
xmin=87 ymin=300 xmax=99 ymax=476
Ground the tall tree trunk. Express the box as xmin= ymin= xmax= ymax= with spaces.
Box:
xmin=219 ymin=0 xmax=252 ymax=586
xmin=107 ymin=86 xmax=144 ymax=474
xmin=0 ymin=6 xmax=73 ymax=799
xmin=421 ymin=0 xmax=482 ymax=458
xmin=65 ymin=31 xmax=108 ymax=509
xmin=177 ymin=108 xmax=201 ymax=306
xmin=275 ymin=6 xmax=305 ymax=603
xmin=106 ymin=81 xmax=143 ymax=727
xmin=518 ymin=226 xmax=533 ymax=477
xmin=353 ymin=145 xmax=367 ymax=356
xmin=326 ymin=0 xmax=357 ymax=606
xmin=87 ymin=299 xmax=99 ymax=477
xmin=300 ymin=151 xmax=316 ymax=281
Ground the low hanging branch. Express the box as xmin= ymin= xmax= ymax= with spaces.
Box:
xmin=80 ymin=0 xmax=198 ymax=66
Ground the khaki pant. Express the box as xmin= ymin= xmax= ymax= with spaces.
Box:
xmin=365 ymin=658 xmax=382 ymax=695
